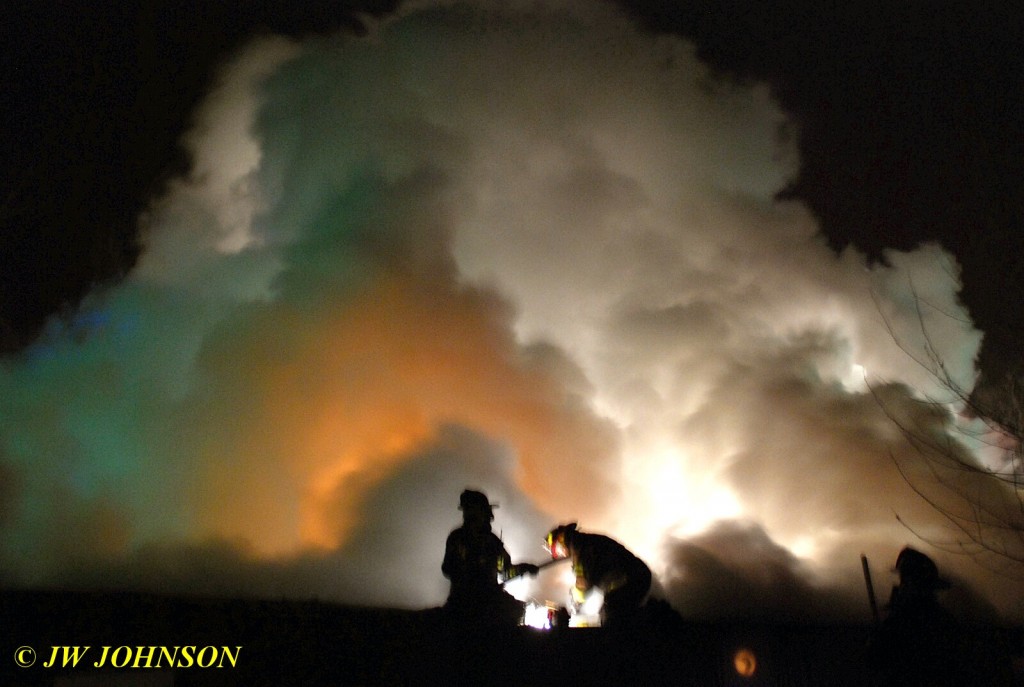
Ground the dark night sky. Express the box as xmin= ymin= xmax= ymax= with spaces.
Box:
xmin=3 ymin=1 xmax=1021 ymax=383
xmin=629 ymin=1 xmax=1024 ymax=388
xmin=0 ymin=0 xmax=399 ymax=351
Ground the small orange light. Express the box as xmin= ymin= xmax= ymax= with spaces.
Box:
xmin=733 ymin=648 xmax=757 ymax=677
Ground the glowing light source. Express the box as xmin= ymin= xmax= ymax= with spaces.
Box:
xmin=569 ymin=588 xmax=604 ymax=627
xmin=788 ymin=535 xmax=819 ymax=559
xmin=733 ymin=647 xmax=757 ymax=677
xmin=842 ymin=362 xmax=869 ymax=391
xmin=503 ymin=575 xmax=529 ymax=601
xmin=522 ymin=601 xmax=555 ymax=630
xmin=615 ymin=441 xmax=743 ymax=567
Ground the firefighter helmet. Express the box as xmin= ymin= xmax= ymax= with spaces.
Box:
xmin=545 ymin=523 xmax=577 ymax=559
xmin=458 ymin=489 xmax=496 ymax=517
xmin=894 ymin=547 xmax=950 ymax=590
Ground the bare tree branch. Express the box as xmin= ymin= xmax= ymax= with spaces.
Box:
xmin=869 ymin=279 xmax=1024 ymax=576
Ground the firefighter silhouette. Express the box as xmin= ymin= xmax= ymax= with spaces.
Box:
xmin=442 ymin=490 xmax=539 ymax=624
xmin=545 ymin=523 xmax=651 ymax=628
xmin=867 ymin=547 xmax=966 ymax=686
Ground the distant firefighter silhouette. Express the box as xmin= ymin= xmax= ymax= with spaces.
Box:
xmin=546 ymin=523 xmax=651 ymax=628
xmin=867 ymin=547 xmax=965 ymax=686
xmin=442 ymin=490 xmax=539 ymax=624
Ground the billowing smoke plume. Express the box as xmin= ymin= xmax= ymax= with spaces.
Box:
xmin=1 ymin=1 xmax=1017 ymax=621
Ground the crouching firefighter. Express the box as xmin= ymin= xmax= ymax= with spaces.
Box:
xmin=442 ymin=490 xmax=540 ymax=625
xmin=546 ymin=523 xmax=651 ymax=629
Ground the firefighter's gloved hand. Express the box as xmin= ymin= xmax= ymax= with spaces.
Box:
xmin=517 ymin=563 xmax=540 ymax=576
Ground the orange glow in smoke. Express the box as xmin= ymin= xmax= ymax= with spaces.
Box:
xmin=192 ymin=274 xmax=618 ymax=555
xmin=301 ymin=421 xmax=435 ymax=549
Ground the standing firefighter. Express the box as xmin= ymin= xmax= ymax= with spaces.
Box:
xmin=546 ymin=523 xmax=651 ymax=629
xmin=867 ymin=547 xmax=965 ymax=686
xmin=442 ymin=489 xmax=539 ymax=624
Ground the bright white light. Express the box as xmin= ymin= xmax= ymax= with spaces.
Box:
xmin=615 ymin=441 xmax=743 ymax=566
xmin=577 ymin=587 xmax=604 ymax=615
xmin=842 ymin=363 xmax=868 ymax=391
xmin=523 ymin=601 xmax=554 ymax=630
xmin=787 ymin=535 xmax=819 ymax=560
xmin=569 ymin=588 xmax=604 ymax=627
xmin=503 ymin=575 xmax=529 ymax=601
